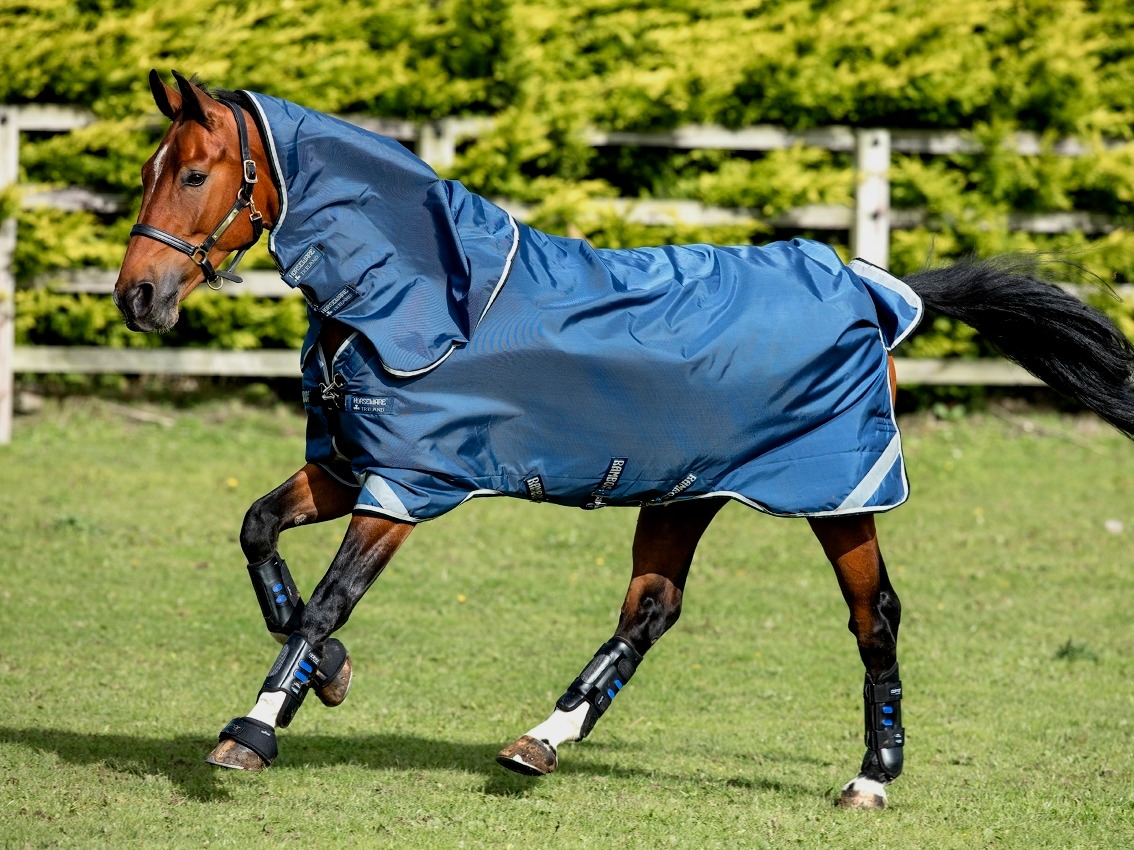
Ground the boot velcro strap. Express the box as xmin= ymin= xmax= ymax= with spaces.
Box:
xmin=865 ymin=680 xmax=902 ymax=704
xmin=219 ymin=716 xmax=278 ymax=765
xmin=872 ymin=726 xmax=905 ymax=749
xmin=314 ymin=638 xmax=348 ymax=689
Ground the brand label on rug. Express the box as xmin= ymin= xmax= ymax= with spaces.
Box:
xmin=597 ymin=457 xmax=627 ymax=492
xmin=584 ymin=457 xmax=628 ymax=509
xmin=285 ymin=244 xmax=324 ymax=285
xmin=316 ymin=284 xmax=359 ymax=317
xmin=349 ymin=396 xmax=397 ymax=415
xmin=660 ymin=473 xmax=697 ymax=502
xmin=524 ymin=474 xmax=546 ymax=502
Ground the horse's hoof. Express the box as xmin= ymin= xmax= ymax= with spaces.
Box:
xmin=314 ymin=639 xmax=352 ymax=707
xmin=315 ymin=652 xmax=353 ymax=707
xmin=206 ymin=738 xmax=269 ymax=771
xmin=496 ymin=735 xmax=557 ymax=776
xmin=207 ymin=716 xmax=276 ymax=770
xmin=836 ymin=778 xmax=888 ymax=809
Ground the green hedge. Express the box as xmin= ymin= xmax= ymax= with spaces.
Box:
xmin=6 ymin=0 xmax=1134 ymax=351
xmin=14 ymin=288 xmax=308 ymax=350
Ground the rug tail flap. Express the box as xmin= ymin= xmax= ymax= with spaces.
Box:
xmin=847 ymin=259 xmax=924 ymax=351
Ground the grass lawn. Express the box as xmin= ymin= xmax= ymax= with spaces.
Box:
xmin=0 ymin=399 xmax=1132 ymax=848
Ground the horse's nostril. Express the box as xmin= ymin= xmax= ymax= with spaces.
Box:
xmin=128 ymin=281 xmax=155 ymax=318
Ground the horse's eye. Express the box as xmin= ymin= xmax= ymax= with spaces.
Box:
xmin=183 ymin=171 xmax=207 ymax=188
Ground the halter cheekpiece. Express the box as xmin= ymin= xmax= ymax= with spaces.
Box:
xmin=130 ymin=99 xmax=263 ymax=289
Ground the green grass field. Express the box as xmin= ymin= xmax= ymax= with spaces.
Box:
xmin=1 ymin=400 xmax=1132 ymax=848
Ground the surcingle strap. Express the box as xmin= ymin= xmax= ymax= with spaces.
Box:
xmin=863 ymin=665 xmax=904 ymax=780
xmin=555 ymin=636 xmax=642 ymax=739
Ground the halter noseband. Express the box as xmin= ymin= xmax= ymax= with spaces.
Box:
xmin=130 ymin=100 xmax=264 ymax=289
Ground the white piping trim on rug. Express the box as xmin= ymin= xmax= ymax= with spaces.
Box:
xmin=352 ymin=504 xmax=423 ymax=524
xmin=332 ymin=331 xmax=359 ymax=369
xmin=801 ymin=331 xmax=910 ymax=516
xmin=243 ymin=92 xmax=289 ymax=259
xmin=473 ymin=215 xmax=521 ymax=332
xmin=353 ymin=487 xmax=507 ymax=523
xmin=383 ymin=213 xmax=520 ymax=378
xmin=848 ymin=258 xmax=925 ymax=351
xmin=313 ymin=462 xmax=361 ymax=490
xmin=459 ymin=488 xmax=506 ymax=506
xmin=382 ymin=343 xmax=459 ymax=379
xmin=881 ymin=336 xmax=912 ymax=508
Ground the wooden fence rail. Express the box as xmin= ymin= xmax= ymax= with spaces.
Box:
xmin=1 ymin=105 xmax=1126 ymax=443
xmin=9 ymin=346 xmax=1045 ymax=387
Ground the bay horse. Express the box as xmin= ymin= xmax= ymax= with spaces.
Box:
xmin=115 ymin=71 xmax=1134 ymax=810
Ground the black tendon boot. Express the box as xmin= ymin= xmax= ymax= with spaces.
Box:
xmin=862 ymin=664 xmax=904 ymax=781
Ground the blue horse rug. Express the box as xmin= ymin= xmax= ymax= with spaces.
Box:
xmin=244 ymin=92 xmax=924 ymax=523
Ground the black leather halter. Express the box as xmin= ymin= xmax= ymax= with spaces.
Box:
xmin=130 ymin=100 xmax=264 ymax=289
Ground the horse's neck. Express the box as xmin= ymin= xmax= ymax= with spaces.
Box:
xmin=240 ymin=105 xmax=347 ymax=368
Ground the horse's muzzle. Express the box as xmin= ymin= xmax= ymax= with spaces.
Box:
xmin=116 ymin=278 xmax=179 ymax=332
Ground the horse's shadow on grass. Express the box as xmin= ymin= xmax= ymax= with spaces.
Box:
xmin=0 ymin=726 xmax=818 ymax=802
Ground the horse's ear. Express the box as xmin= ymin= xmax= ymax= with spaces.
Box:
xmin=149 ymin=69 xmax=180 ymax=121
xmin=171 ymin=70 xmax=212 ymax=126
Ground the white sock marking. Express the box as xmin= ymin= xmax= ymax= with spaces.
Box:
xmin=523 ymin=703 xmax=591 ymax=749
xmin=247 ymin=691 xmax=287 ymax=728
xmin=843 ymin=776 xmax=888 ymax=800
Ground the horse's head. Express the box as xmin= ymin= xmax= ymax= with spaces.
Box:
xmin=115 ymin=71 xmax=277 ymax=332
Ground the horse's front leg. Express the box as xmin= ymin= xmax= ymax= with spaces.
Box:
xmin=207 ymin=513 xmax=413 ymax=770
xmin=809 ymin=515 xmax=904 ymax=810
xmin=240 ymin=463 xmax=358 ymax=640
xmin=497 ymin=497 xmax=726 ymax=775
xmin=239 ymin=463 xmax=360 ymax=709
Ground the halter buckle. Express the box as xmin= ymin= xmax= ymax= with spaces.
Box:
xmin=243 ymin=159 xmax=258 ymax=184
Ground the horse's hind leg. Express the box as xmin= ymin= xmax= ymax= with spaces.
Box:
xmin=809 ymin=514 xmax=904 ymax=809
xmin=497 ymin=497 xmax=726 ymax=775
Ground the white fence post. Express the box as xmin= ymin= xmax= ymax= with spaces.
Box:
xmin=852 ymin=128 xmax=891 ymax=267
xmin=417 ymin=120 xmax=457 ymax=172
xmin=0 ymin=107 xmax=18 ymax=445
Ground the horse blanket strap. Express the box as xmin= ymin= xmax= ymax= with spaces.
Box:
xmin=218 ymin=716 xmax=278 ymax=765
xmin=130 ymin=99 xmax=262 ymax=288
xmin=248 ymin=91 xmax=925 ymax=524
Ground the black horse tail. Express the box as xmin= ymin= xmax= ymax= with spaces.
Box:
xmin=905 ymin=256 xmax=1134 ymax=438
